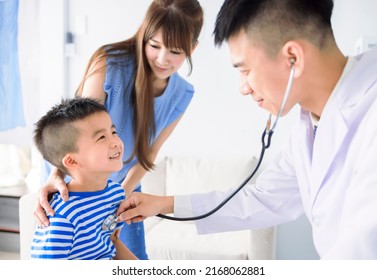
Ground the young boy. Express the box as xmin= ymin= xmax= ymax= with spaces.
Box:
xmin=30 ymin=98 xmax=137 ymax=259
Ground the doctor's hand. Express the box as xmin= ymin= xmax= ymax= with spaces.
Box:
xmin=34 ymin=168 xmax=69 ymax=228
xmin=116 ymin=193 xmax=174 ymax=224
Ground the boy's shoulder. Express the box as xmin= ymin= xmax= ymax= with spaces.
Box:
xmin=48 ymin=192 xmax=80 ymax=218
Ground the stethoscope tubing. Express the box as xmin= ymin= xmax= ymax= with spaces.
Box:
xmin=156 ymin=129 xmax=272 ymax=221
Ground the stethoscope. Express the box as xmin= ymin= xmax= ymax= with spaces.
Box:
xmin=156 ymin=58 xmax=296 ymax=222
xmin=102 ymin=59 xmax=295 ymax=229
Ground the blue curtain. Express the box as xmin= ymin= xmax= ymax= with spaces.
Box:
xmin=0 ymin=0 xmax=25 ymax=131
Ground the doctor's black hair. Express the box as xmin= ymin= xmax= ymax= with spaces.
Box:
xmin=213 ymin=0 xmax=335 ymax=56
xmin=33 ymin=98 xmax=107 ymax=174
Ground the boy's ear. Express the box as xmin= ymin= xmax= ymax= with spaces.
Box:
xmin=62 ymin=153 xmax=78 ymax=170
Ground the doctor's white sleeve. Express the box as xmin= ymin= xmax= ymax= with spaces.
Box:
xmin=172 ymin=119 xmax=308 ymax=235
xmin=173 ymin=154 xmax=304 ymax=235
xmin=174 ymin=194 xmax=194 ymax=217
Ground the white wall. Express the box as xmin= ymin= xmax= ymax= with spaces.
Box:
xmin=332 ymin=0 xmax=377 ymax=55
xmin=66 ymin=0 xmax=149 ymax=97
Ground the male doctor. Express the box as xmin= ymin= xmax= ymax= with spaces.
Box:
xmin=117 ymin=0 xmax=377 ymax=259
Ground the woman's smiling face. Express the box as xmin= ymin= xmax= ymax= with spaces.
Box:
xmin=145 ymin=28 xmax=187 ymax=81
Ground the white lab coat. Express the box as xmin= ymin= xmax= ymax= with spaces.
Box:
xmin=175 ymin=47 xmax=377 ymax=259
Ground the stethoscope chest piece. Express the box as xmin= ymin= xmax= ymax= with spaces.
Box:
xmin=102 ymin=214 xmax=118 ymax=231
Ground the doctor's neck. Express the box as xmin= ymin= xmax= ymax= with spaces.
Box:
xmin=299 ymin=45 xmax=347 ymax=120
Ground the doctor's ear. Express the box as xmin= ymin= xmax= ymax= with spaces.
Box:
xmin=282 ymin=41 xmax=304 ymax=78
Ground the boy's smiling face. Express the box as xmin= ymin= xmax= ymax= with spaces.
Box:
xmin=70 ymin=111 xmax=124 ymax=176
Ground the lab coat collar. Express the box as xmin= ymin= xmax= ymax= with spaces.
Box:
xmin=309 ymin=47 xmax=377 ymax=200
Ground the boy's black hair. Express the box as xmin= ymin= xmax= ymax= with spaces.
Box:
xmin=34 ymin=98 xmax=107 ymax=173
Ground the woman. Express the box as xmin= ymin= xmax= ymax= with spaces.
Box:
xmin=35 ymin=0 xmax=203 ymax=260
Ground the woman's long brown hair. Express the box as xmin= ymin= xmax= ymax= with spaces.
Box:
xmin=76 ymin=0 xmax=203 ymax=170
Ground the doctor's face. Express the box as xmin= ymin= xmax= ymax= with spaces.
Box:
xmin=227 ymin=29 xmax=294 ymax=116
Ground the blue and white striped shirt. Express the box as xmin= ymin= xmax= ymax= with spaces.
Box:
xmin=30 ymin=180 xmax=125 ymax=259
